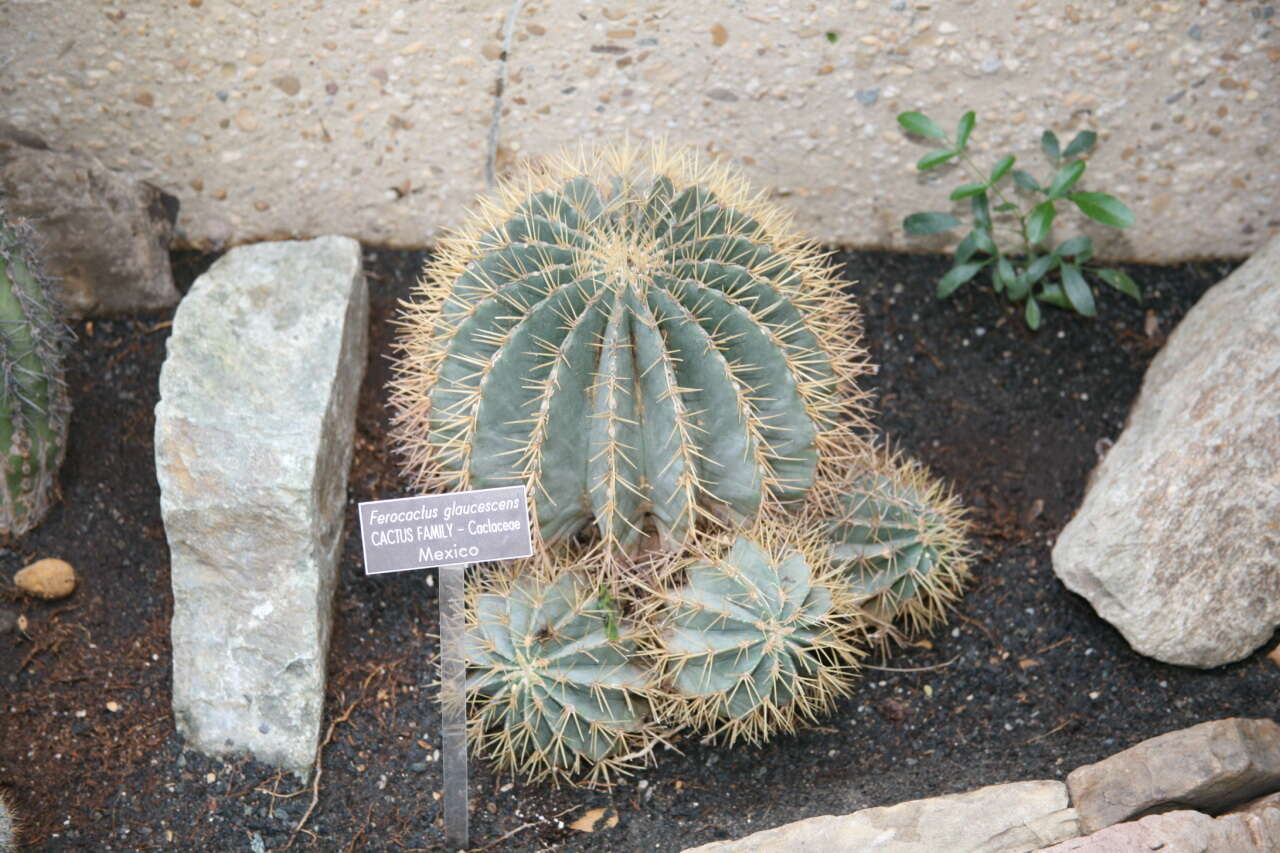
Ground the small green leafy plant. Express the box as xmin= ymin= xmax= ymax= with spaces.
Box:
xmin=897 ymin=110 xmax=1139 ymax=329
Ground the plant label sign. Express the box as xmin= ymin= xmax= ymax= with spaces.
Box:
xmin=358 ymin=484 xmax=533 ymax=574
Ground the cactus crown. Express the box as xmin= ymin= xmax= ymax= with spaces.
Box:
xmin=465 ymin=565 xmax=653 ymax=783
xmin=392 ymin=142 xmax=870 ymax=557
xmin=823 ymin=452 xmax=971 ymax=637
xmin=653 ymin=531 xmax=862 ymax=745
xmin=0 ymin=209 xmax=70 ymax=536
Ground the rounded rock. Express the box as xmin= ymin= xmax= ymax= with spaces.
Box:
xmin=14 ymin=558 xmax=78 ymax=599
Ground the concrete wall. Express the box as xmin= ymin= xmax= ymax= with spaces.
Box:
xmin=1 ymin=0 xmax=1276 ymax=261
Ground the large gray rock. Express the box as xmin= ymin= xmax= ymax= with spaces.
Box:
xmin=156 ymin=236 xmax=367 ymax=776
xmin=1034 ymin=808 xmax=1280 ymax=852
xmin=1066 ymin=718 xmax=1280 ymax=833
xmin=1052 ymin=235 xmax=1280 ymax=668
xmin=0 ymin=125 xmax=180 ymax=317
xmin=683 ymin=781 xmax=1079 ymax=853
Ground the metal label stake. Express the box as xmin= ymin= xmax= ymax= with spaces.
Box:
xmin=439 ymin=562 xmax=469 ymax=851
xmin=357 ymin=485 xmax=533 ymax=852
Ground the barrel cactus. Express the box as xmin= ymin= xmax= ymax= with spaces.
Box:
xmin=822 ymin=451 xmax=970 ymax=638
xmin=652 ymin=531 xmax=864 ymax=745
xmin=465 ymin=562 xmax=654 ymax=784
xmin=391 ymin=143 xmax=870 ymax=557
xmin=0 ymin=210 xmax=71 ymax=537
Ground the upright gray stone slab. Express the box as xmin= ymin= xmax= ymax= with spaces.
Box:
xmin=1052 ymin=235 xmax=1280 ymax=668
xmin=156 ymin=236 xmax=367 ymax=776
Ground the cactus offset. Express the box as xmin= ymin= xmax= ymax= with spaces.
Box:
xmin=822 ymin=450 xmax=971 ymax=638
xmin=391 ymin=142 xmax=870 ymax=557
xmin=652 ymin=530 xmax=864 ymax=745
xmin=465 ymin=562 xmax=654 ymax=784
xmin=0 ymin=210 xmax=70 ymax=536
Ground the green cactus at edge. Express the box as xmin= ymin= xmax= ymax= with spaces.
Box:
xmin=391 ymin=142 xmax=870 ymax=558
xmin=465 ymin=564 xmax=654 ymax=784
xmin=823 ymin=450 xmax=971 ymax=639
xmin=652 ymin=532 xmax=864 ymax=745
xmin=0 ymin=209 xmax=71 ymax=536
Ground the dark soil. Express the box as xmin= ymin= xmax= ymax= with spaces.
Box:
xmin=2 ymin=246 xmax=1275 ymax=853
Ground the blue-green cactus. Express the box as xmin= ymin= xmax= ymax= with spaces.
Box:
xmin=391 ymin=143 xmax=870 ymax=557
xmin=465 ymin=567 xmax=653 ymax=783
xmin=654 ymin=533 xmax=862 ymax=744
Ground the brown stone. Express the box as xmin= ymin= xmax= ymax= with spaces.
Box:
xmin=14 ymin=558 xmax=77 ymax=600
xmin=1036 ymin=808 xmax=1280 ymax=852
xmin=1066 ymin=718 xmax=1280 ymax=833
xmin=0 ymin=129 xmax=179 ymax=317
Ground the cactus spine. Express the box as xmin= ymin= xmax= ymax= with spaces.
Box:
xmin=391 ymin=143 xmax=870 ymax=557
xmin=0 ymin=210 xmax=70 ymax=536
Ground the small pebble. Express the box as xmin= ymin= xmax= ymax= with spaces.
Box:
xmin=855 ymin=88 xmax=880 ymax=106
xmin=410 ymin=761 xmax=428 ymax=773
xmin=14 ymin=558 xmax=78 ymax=600
xmin=106 ymin=701 xmax=121 ymax=713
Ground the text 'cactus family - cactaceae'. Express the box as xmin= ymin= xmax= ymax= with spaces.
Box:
xmin=465 ymin=565 xmax=653 ymax=784
xmin=392 ymin=143 xmax=870 ymax=557
xmin=0 ymin=210 xmax=70 ymax=536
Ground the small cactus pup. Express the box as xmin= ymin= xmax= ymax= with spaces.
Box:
xmin=0 ymin=209 xmax=71 ymax=537
xmin=652 ymin=529 xmax=865 ymax=745
xmin=391 ymin=142 xmax=871 ymax=558
xmin=0 ymin=791 xmax=17 ymax=853
xmin=822 ymin=450 xmax=971 ymax=640
xmin=464 ymin=560 xmax=655 ymax=784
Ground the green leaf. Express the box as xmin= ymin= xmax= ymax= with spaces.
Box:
xmin=1097 ymin=267 xmax=1141 ymax=302
xmin=904 ymin=212 xmax=962 ymax=235
xmin=1055 ymin=235 xmax=1093 ymax=257
xmin=1006 ymin=268 xmax=1031 ymax=301
xmin=971 ymin=192 xmax=992 ymax=230
xmin=825 ymin=31 xmax=839 ymax=43
xmin=994 ymin=256 xmax=1015 ymax=294
xmin=1023 ymin=253 xmax=1058 ymax=288
xmin=972 ymin=227 xmax=997 ymax=255
xmin=898 ymin=111 xmax=946 ymax=139
xmin=1046 ymin=160 xmax=1086 ymax=199
xmin=1041 ymin=129 xmax=1061 ymax=161
xmin=1038 ymin=282 xmax=1072 ymax=309
xmin=937 ymin=262 xmax=986 ymax=298
xmin=917 ymin=149 xmax=959 ymax=170
xmin=1025 ymin=296 xmax=1042 ymax=329
xmin=1012 ymin=170 xmax=1042 ymax=193
xmin=1027 ymin=201 xmax=1056 ymax=244
xmin=989 ymin=154 xmax=1016 ymax=185
xmin=955 ymin=111 xmax=976 ymax=149
xmin=954 ymin=231 xmax=980 ymax=264
xmin=1060 ymin=263 xmax=1097 ymax=316
xmin=950 ymin=182 xmax=987 ymax=200
xmin=1063 ymin=130 xmax=1097 ymax=159
xmin=994 ymin=202 xmax=1019 ymax=213
xmin=1069 ymin=192 xmax=1136 ymax=228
